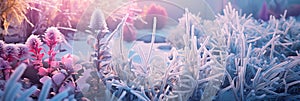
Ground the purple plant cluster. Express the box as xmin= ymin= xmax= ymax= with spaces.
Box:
xmin=0 ymin=27 xmax=83 ymax=100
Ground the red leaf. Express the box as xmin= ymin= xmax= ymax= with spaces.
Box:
xmin=38 ymin=67 xmax=48 ymax=76
xmin=38 ymin=48 xmax=43 ymax=53
xmin=39 ymin=53 xmax=44 ymax=59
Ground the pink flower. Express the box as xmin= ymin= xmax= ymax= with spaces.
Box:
xmin=38 ymin=67 xmax=48 ymax=76
xmin=25 ymin=35 xmax=42 ymax=50
xmin=16 ymin=44 xmax=29 ymax=59
xmin=44 ymin=27 xmax=63 ymax=47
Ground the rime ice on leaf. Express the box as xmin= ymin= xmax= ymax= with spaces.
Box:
xmin=52 ymin=73 xmax=66 ymax=85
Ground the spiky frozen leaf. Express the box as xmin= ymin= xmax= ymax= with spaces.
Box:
xmin=38 ymin=79 xmax=52 ymax=101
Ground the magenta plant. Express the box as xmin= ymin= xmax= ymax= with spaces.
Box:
xmin=3 ymin=44 xmax=18 ymax=63
xmin=25 ymin=34 xmax=45 ymax=77
xmin=44 ymin=27 xmax=63 ymax=72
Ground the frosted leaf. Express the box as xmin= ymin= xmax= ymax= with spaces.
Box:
xmin=73 ymin=64 xmax=82 ymax=72
xmin=52 ymin=73 xmax=66 ymax=85
xmin=40 ymin=76 xmax=52 ymax=84
xmin=38 ymin=67 xmax=48 ymax=76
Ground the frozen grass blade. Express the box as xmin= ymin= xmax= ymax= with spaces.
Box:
xmin=2 ymin=63 xmax=26 ymax=101
xmin=106 ymin=14 xmax=129 ymax=44
xmin=50 ymin=87 xmax=70 ymax=101
xmin=117 ymin=91 xmax=127 ymax=101
xmin=6 ymin=83 xmax=22 ymax=101
xmin=16 ymin=86 xmax=38 ymax=101
xmin=38 ymin=79 xmax=52 ymax=101
xmin=146 ymin=17 xmax=157 ymax=66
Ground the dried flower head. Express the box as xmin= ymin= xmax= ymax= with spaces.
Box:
xmin=44 ymin=27 xmax=63 ymax=47
xmin=25 ymin=35 xmax=42 ymax=50
xmin=16 ymin=44 xmax=29 ymax=59
xmin=4 ymin=44 xmax=17 ymax=57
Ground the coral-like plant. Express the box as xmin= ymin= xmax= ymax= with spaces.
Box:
xmin=26 ymin=34 xmax=44 ymax=70
xmin=44 ymin=27 xmax=63 ymax=71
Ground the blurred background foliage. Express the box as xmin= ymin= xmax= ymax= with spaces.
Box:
xmin=2 ymin=0 xmax=300 ymax=43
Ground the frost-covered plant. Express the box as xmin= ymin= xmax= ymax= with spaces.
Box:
xmin=76 ymin=8 xmax=113 ymax=100
xmin=25 ymin=34 xmax=45 ymax=74
xmin=0 ymin=64 xmax=72 ymax=101
xmin=44 ymin=27 xmax=63 ymax=47
xmin=166 ymin=2 xmax=300 ymax=101
xmin=44 ymin=27 xmax=64 ymax=71
xmin=16 ymin=44 xmax=30 ymax=61
xmin=0 ymin=27 xmax=83 ymax=100
xmin=87 ymin=8 xmax=226 ymax=101
xmin=3 ymin=44 xmax=18 ymax=62
xmin=210 ymin=3 xmax=300 ymax=101
xmin=77 ymin=1 xmax=300 ymax=101
xmin=167 ymin=10 xmax=203 ymax=49
xmin=87 ymin=8 xmax=110 ymax=40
